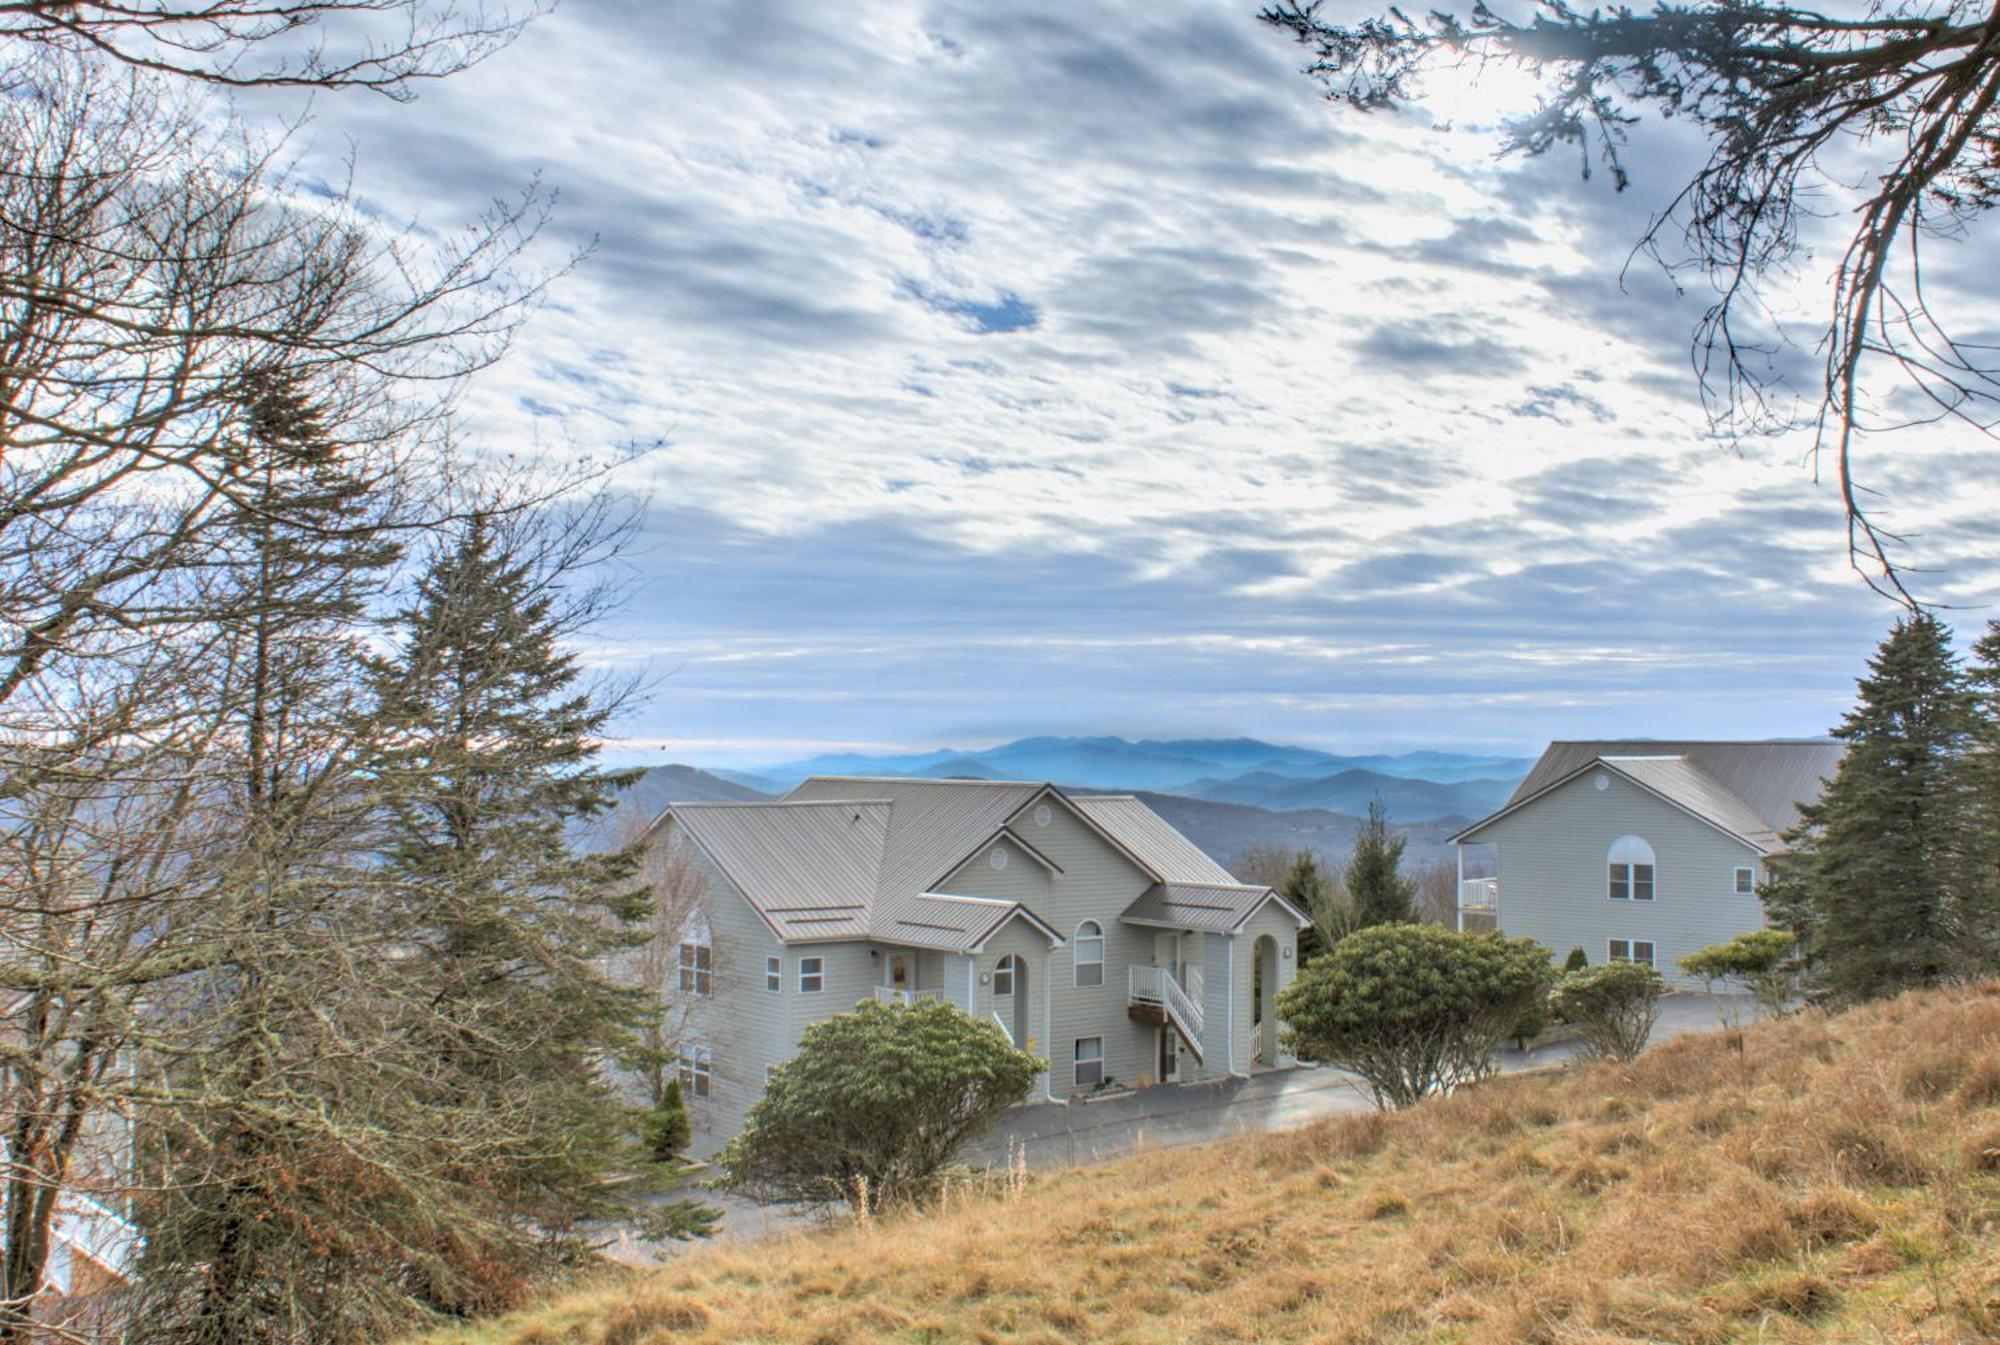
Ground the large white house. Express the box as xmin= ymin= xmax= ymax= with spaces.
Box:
xmin=646 ymin=776 xmax=1308 ymax=1156
xmin=1451 ymin=740 xmax=1843 ymax=986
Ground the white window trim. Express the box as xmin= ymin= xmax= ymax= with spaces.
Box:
xmin=1073 ymin=1036 xmax=1104 ymax=1088
xmin=1734 ymin=866 xmax=1756 ymax=896
xmin=1608 ymin=939 xmax=1656 ymax=968
xmin=677 ymin=1044 xmax=712 ymax=1099
xmin=798 ymin=955 xmax=824 ymax=994
xmin=1073 ymin=921 xmax=1105 ymax=988
xmin=993 ymin=955 xmax=1016 ymax=997
xmin=765 ymin=955 xmax=782 ymax=992
xmin=678 ymin=937 xmax=713 ymax=997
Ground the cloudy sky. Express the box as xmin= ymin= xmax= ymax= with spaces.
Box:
xmin=287 ymin=0 xmax=2000 ymax=767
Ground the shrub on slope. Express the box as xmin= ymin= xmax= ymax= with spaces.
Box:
xmin=425 ymin=985 xmax=2000 ymax=1345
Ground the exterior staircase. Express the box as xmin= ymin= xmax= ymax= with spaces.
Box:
xmin=1128 ymin=964 xmax=1205 ymax=1062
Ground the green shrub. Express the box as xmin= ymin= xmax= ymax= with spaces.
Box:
xmin=1551 ymin=961 xmax=1666 ymax=1061
xmin=1278 ymin=924 xmax=1553 ymax=1109
xmin=1680 ymin=929 xmax=1799 ymax=1019
xmin=718 ymin=999 xmax=1041 ymax=1211
xmin=1563 ymin=946 xmax=1589 ymax=974
xmin=643 ymin=1080 xmax=692 ymax=1164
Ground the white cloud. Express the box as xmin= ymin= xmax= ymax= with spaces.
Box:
xmin=269 ymin=0 xmax=2000 ymax=759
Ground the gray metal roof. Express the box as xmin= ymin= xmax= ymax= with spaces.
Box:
xmin=670 ymin=800 xmax=888 ymax=941
xmin=1121 ymin=881 xmax=1307 ymax=934
xmin=1069 ymin=795 xmax=1240 ymax=884
xmin=1461 ymin=739 xmax=1843 ymax=850
xmin=664 ymin=776 xmax=1273 ymax=948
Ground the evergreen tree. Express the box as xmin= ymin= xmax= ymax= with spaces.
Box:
xmin=1285 ymin=851 xmax=1343 ymax=963
xmin=364 ymin=507 xmax=659 ymax=1267
xmin=1775 ymin=614 xmax=1981 ymax=1002
xmin=1347 ymin=799 xmax=1416 ymax=928
xmin=1960 ymin=621 xmax=2000 ymax=970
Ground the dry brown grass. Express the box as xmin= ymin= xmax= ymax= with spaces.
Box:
xmin=420 ymin=985 xmax=2000 ymax=1345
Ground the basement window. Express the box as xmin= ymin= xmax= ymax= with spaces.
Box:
xmin=1608 ymin=939 xmax=1656 ymax=968
xmin=1074 ymin=1037 xmax=1104 ymax=1089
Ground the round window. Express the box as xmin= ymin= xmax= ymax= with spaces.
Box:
xmin=1593 ymin=773 xmax=1610 ymax=791
xmin=1033 ymin=804 xmax=1052 ymax=827
xmin=990 ymin=848 xmax=1009 ymax=870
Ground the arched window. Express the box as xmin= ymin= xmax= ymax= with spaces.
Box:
xmin=1073 ymin=921 xmax=1105 ymax=987
xmin=1608 ymin=836 xmax=1656 ymax=901
xmin=994 ymin=954 xmax=1022 ymax=997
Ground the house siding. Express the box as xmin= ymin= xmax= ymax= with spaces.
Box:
xmin=1473 ymin=768 xmax=1765 ymax=988
xmin=662 ymin=819 xmax=789 ymax=1158
xmin=1235 ymin=903 xmax=1301 ymax=1069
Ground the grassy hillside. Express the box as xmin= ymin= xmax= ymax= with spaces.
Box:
xmin=426 ymin=987 xmax=2000 ymax=1345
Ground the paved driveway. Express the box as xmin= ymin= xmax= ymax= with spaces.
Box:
xmin=623 ymin=991 xmax=1755 ymax=1256
xmin=971 ymin=991 xmax=1753 ymax=1170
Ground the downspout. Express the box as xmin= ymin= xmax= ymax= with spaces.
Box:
xmin=1225 ymin=936 xmax=1236 ymax=1077
xmin=1455 ymin=842 xmax=1465 ymax=932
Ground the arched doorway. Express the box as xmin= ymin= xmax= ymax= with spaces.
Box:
xmin=1252 ymin=935 xmax=1279 ymax=1066
xmin=996 ymin=954 xmax=1030 ymax=1048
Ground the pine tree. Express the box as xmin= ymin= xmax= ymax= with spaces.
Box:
xmin=1285 ymin=851 xmax=1342 ymax=963
xmin=1960 ymin=621 xmax=2000 ymax=972
xmin=1347 ymin=800 xmax=1416 ymax=928
xmin=1779 ymin=614 xmax=1981 ymax=1002
xmin=364 ymin=507 xmax=659 ymax=1272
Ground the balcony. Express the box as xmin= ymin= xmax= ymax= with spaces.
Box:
xmin=872 ymin=986 xmax=944 ymax=1007
xmin=1128 ymin=964 xmax=1204 ymax=1061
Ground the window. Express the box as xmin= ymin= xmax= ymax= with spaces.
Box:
xmin=677 ymin=1045 xmax=712 ymax=1099
xmin=765 ymin=955 xmax=782 ymax=992
xmin=1608 ymin=836 xmax=1657 ymax=902
xmin=1073 ymin=921 xmax=1104 ymax=987
xmin=1073 ymin=1036 xmax=1104 ymax=1088
xmin=1734 ymin=866 xmax=1756 ymax=896
xmin=678 ymin=932 xmax=713 ymax=996
xmin=993 ymin=955 xmax=1015 ymax=997
xmin=798 ymin=956 xmax=824 ymax=993
xmin=1609 ymin=939 xmax=1656 ymax=968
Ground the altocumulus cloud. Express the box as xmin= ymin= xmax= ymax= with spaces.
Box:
xmin=259 ymin=0 xmax=2000 ymax=763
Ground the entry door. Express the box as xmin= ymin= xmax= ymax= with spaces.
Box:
xmin=1153 ymin=930 xmax=1182 ymax=982
xmin=1158 ymin=1025 xmax=1179 ymax=1082
xmin=888 ymin=953 xmax=910 ymax=990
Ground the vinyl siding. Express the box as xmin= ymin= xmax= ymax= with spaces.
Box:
xmin=1475 ymin=767 xmax=1766 ymax=988
xmin=661 ymin=818 xmax=789 ymax=1159
xmin=937 ymin=835 xmax=1055 ymax=906
xmin=1235 ymin=903 xmax=1300 ymax=1069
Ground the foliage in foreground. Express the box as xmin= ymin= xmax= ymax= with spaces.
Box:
xmin=1680 ymin=929 xmax=1799 ymax=1020
xmin=718 ymin=999 xmax=1042 ymax=1212
xmin=423 ymin=984 xmax=2000 ymax=1345
xmin=1550 ymin=960 xmax=1666 ymax=1062
xmin=1278 ymin=924 xmax=1552 ymax=1108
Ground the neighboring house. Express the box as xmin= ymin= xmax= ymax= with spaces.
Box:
xmin=1451 ymin=740 xmax=1843 ymax=987
xmin=646 ymin=777 xmax=1308 ymax=1155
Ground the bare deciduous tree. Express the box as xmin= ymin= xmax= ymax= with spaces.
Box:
xmin=1263 ymin=0 xmax=2000 ymax=602
xmin=0 ymin=0 xmax=553 ymax=97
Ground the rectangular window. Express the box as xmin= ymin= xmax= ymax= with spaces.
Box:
xmin=1734 ymin=866 xmax=1756 ymax=896
xmin=1632 ymin=863 xmax=1655 ymax=901
xmin=1608 ymin=862 xmax=1630 ymax=900
xmin=677 ymin=1045 xmax=712 ymax=1099
xmin=1073 ymin=1036 xmax=1104 ymax=1089
xmin=1073 ymin=922 xmax=1105 ymax=988
xmin=766 ymin=955 xmax=782 ymax=992
xmin=798 ymin=956 xmax=824 ymax=994
xmin=678 ymin=939 xmax=713 ymax=996
xmin=1608 ymin=939 xmax=1656 ymax=968
xmin=993 ymin=959 xmax=1014 ymax=997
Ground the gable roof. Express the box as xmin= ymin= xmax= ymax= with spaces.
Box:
xmin=1453 ymin=739 xmax=1843 ymax=852
xmin=1072 ymin=795 xmax=1307 ymax=932
xmin=660 ymin=776 xmax=1287 ymax=947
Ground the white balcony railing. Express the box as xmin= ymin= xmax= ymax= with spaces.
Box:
xmin=1129 ymin=964 xmax=1204 ymax=1044
xmin=873 ymin=987 xmax=944 ymax=1007
xmin=1458 ymin=877 xmax=1499 ymax=912
xmin=990 ymin=1010 xmax=1014 ymax=1045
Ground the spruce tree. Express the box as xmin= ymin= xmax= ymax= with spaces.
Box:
xmin=1347 ymin=799 xmax=1416 ymax=928
xmin=1285 ymin=851 xmax=1342 ymax=963
xmin=1960 ymin=621 xmax=2000 ymax=972
xmin=1777 ymin=614 xmax=1980 ymax=1002
xmin=363 ymin=508 xmax=665 ymax=1281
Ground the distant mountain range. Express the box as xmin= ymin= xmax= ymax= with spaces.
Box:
xmin=597 ymin=737 xmax=1530 ymax=871
xmin=741 ymin=736 xmax=1531 ymax=822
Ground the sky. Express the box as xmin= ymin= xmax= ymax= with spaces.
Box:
xmin=279 ymin=0 xmax=2000 ymax=767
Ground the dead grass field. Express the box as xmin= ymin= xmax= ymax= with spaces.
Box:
xmin=421 ymin=985 xmax=2000 ymax=1345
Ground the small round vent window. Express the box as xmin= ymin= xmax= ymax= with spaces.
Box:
xmin=1033 ymin=804 xmax=1052 ymax=827
xmin=1593 ymin=772 xmax=1611 ymax=791
xmin=990 ymin=848 xmax=1010 ymax=870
